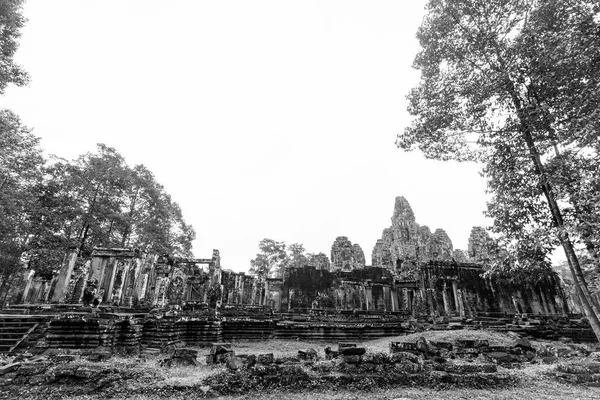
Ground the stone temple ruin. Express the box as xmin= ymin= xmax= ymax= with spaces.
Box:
xmin=0 ymin=196 xmax=594 ymax=356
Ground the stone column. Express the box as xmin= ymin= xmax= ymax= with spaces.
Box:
xmin=138 ymin=274 xmax=148 ymax=301
xmin=20 ymin=270 xmax=35 ymax=304
xmin=103 ymin=259 xmax=120 ymax=303
xmin=365 ymin=286 xmax=372 ymax=311
xmin=441 ymin=281 xmax=450 ymax=315
xmin=452 ymin=281 xmax=460 ymax=312
xmin=390 ymin=288 xmax=399 ymax=312
xmin=288 ymin=288 xmax=293 ymax=311
xmin=457 ymin=289 xmax=466 ymax=317
xmin=51 ymin=251 xmax=78 ymax=303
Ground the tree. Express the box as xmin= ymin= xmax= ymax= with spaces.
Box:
xmin=249 ymin=239 xmax=287 ymax=278
xmin=307 ymin=252 xmax=331 ymax=271
xmin=40 ymin=144 xmax=196 ymax=259
xmin=0 ymin=110 xmax=44 ymax=304
xmin=397 ymin=0 xmax=600 ymax=339
xmin=287 ymin=243 xmax=308 ymax=269
xmin=0 ymin=0 xmax=29 ymax=95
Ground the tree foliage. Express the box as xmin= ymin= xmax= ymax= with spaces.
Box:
xmin=249 ymin=240 xmax=332 ymax=278
xmin=1 ymin=142 xmax=197 ymax=292
xmin=398 ymin=0 xmax=600 ymax=339
xmin=0 ymin=110 xmax=44 ymax=285
xmin=249 ymin=239 xmax=288 ymax=278
xmin=0 ymin=0 xmax=29 ymax=95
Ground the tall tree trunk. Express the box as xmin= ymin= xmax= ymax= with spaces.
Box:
xmin=510 ymin=90 xmax=600 ymax=341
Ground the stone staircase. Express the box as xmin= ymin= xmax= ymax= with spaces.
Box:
xmin=0 ymin=315 xmax=43 ymax=354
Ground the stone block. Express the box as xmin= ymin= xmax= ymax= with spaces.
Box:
xmin=340 ymin=347 xmax=366 ymax=356
xmin=173 ymin=348 xmax=198 ymax=359
xmin=512 ymin=338 xmax=534 ymax=351
xmin=430 ymin=341 xmax=453 ymax=351
xmin=0 ymin=363 xmax=21 ymax=376
xmin=257 ymin=353 xmax=274 ymax=364
xmin=394 ymin=362 xmax=421 ymax=373
xmin=456 ymin=339 xmax=489 ymax=348
xmin=211 ymin=342 xmax=232 ymax=355
xmin=390 ymin=342 xmax=417 ymax=352
xmin=486 ymin=352 xmax=515 ymax=364
xmin=391 ymin=351 xmax=420 ymax=364
xmin=215 ymin=352 xmax=234 ymax=363
xmin=338 ymin=342 xmax=357 ymax=350
xmin=226 ymin=357 xmax=245 ymax=370
xmin=74 ymin=368 xmax=96 ymax=379
xmin=298 ymin=348 xmax=318 ymax=361
xmin=343 ymin=355 xmax=362 ymax=364
xmin=49 ymin=355 xmax=75 ymax=363
xmin=16 ymin=363 xmax=48 ymax=376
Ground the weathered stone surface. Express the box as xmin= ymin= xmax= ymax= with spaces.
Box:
xmin=226 ymin=357 xmax=245 ymax=370
xmin=371 ymin=197 xmax=459 ymax=278
xmin=352 ymin=244 xmax=366 ymax=269
xmin=467 ymin=227 xmax=496 ymax=263
xmin=298 ymin=348 xmax=318 ymax=360
xmin=512 ymin=337 xmax=534 ymax=351
xmin=173 ymin=348 xmax=198 ymax=359
xmin=0 ymin=363 xmax=21 ymax=376
xmin=331 ymin=237 xmax=366 ymax=271
xmin=257 ymin=353 xmax=274 ymax=364
xmin=486 ymin=352 xmax=515 ymax=363
xmin=340 ymin=347 xmax=366 ymax=356
xmin=390 ymin=352 xmax=420 ymax=364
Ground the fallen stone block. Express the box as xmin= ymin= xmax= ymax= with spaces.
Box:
xmin=173 ymin=348 xmax=198 ymax=359
xmin=257 ymin=353 xmax=274 ymax=364
xmin=486 ymin=352 xmax=515 ymax=364
xmin=390 ymin=342 xmax=417 ymax=353
xmin=16 ymin=363 xmax=48 ymax=376
xmin=226 ymin=357 xmax=245 ymax=370
xmin=49 ymin=355 xmax=75 ymax=363
xmin=298 ymin=348 xmax=318 ymax=361
xmin=391 ymin=351 xmax=420 ymax=364
xmin=430 ymin=341 xmax=453 ymax=351
xmin=456 ymin=339 xmax=489 ymax=348
xmin=160 ymin=356 xmax=198 ymax=368
xmin=0 ymin=363 xmax=21 ymax=376
xmin=343 ymin=355 xmax=362 ymax=364
xmin=340 ymin=347 xmax=366 ymax=356
xmin=512 ymin=337 xmax=534 ymax=351
xmin=210 ymin=343 xmax=232 ymax=355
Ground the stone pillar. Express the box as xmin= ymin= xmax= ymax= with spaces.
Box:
xmin=365 ymin=286 xmax=372 ymax=311
xmin=20 ymin=270 xmax=35 ymax=304
xmin=51 ymin=251 xmax=78 ymax=303
xmin=390 ymin=288 xmax=399 ymax=312
xmin=441 ymin=281 xmax=450 ymax=315
xmin=457 ymin=289 xmax=466 ymax=317
xmin=452 ymin=281 xmax=460 ymax=312
xmin=538 ymin=287 xmax=551 ymax=314
xmin=138 ymin=274 xmax=148 ymax=301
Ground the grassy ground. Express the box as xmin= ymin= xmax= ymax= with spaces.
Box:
xmin=8 ymin=330 xmax=600 ymax=399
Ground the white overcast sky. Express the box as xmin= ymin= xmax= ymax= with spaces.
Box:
xmin=2 ymin=0 xmax=493 ymax=271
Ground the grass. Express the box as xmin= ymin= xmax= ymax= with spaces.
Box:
xmin=10 ymin=330 xmax=600 ymax=400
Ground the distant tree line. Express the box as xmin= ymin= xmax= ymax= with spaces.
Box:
xmin=249 ymin=239 xmax=330 ymax=278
